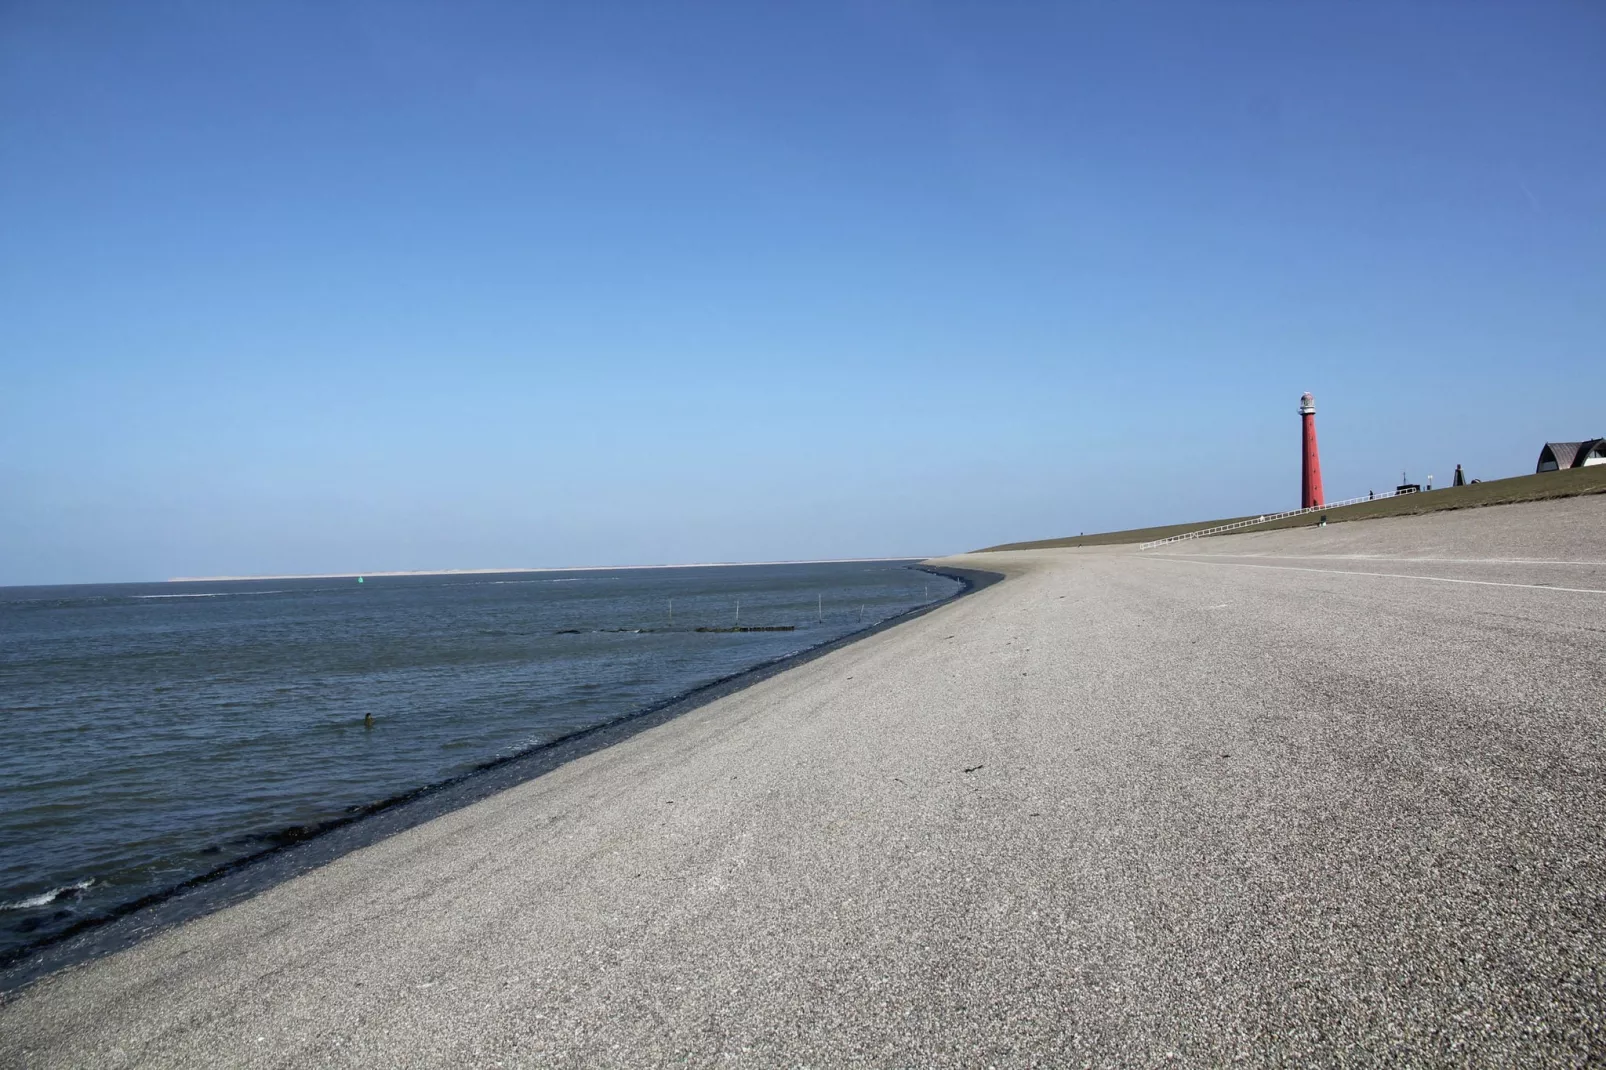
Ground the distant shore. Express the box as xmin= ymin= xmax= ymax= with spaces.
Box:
xmin=168 ymin=558 xmax=923 ymax=583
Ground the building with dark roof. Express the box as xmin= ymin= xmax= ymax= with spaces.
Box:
xmin=1537 ymin=439 xmax=1606 ymax=472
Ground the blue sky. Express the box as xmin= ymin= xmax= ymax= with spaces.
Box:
xmin=3 ymin=2 xmax=1603 ymax=584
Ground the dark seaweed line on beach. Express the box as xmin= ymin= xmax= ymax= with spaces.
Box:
xmin=0 ymin=564 xmax=1002 ymax=995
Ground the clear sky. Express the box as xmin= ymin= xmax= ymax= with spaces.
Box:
xmin=3 ymin=2 xmax=1603 ymax=584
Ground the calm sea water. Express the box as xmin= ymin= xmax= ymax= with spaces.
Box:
xmin=0 ymin=561 xmax=960 ymax=961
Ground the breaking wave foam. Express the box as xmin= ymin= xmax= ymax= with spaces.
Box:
xmin=3 ymin=879 xmax=95 ymax=910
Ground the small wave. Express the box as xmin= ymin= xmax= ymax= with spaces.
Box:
xmin=3 ymin=879 xmax=94 ymax=911
xmin=132 ymin=590 xmax=293 ymax=599
xmin=3 ymin=596 xmax=117 ymax=609
xmin=480 ymin=577 xmax=591 ymax=586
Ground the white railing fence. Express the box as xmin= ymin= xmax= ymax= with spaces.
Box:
xmin=1137 ymin=490 xmax=1405 ymax=550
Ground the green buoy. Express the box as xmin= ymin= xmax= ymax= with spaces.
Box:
xmin=357 ymin=576 xmax=364 ymax=584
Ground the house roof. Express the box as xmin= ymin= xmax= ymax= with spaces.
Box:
xmin=1538 ymin=439 xmax=1606 ymax=471
xmin=1541 ymin=442 xmax=1584 ymax=469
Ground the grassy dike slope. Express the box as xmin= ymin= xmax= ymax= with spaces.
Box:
xmin=980 ymin=463 xmax=1606 ymax=552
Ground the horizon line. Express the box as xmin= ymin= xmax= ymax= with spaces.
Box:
xmin=166 ymin=557 xmax=935 ymax=583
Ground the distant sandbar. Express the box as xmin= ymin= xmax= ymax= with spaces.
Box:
xmin=168 ymin=559 xmax=914 ymax=583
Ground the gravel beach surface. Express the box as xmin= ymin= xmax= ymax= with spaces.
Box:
xmin=4 ymin=496 xmax=1604 ymax=1067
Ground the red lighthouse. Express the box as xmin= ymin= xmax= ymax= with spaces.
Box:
xmin=1300 ymin=391 xmax=1324 ymax=509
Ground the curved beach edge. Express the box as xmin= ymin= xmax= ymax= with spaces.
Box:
xmin=0 ymin=561 xmax=1006 ymax=996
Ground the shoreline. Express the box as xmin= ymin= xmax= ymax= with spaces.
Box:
xmin=7 ymin=498 xmax=1604 ymax=1063
xmin=0 ymin=563 xmax=1004 ymax=996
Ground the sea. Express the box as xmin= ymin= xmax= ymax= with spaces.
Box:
xmin=0 ymin=561 xmax=962 ymax=963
